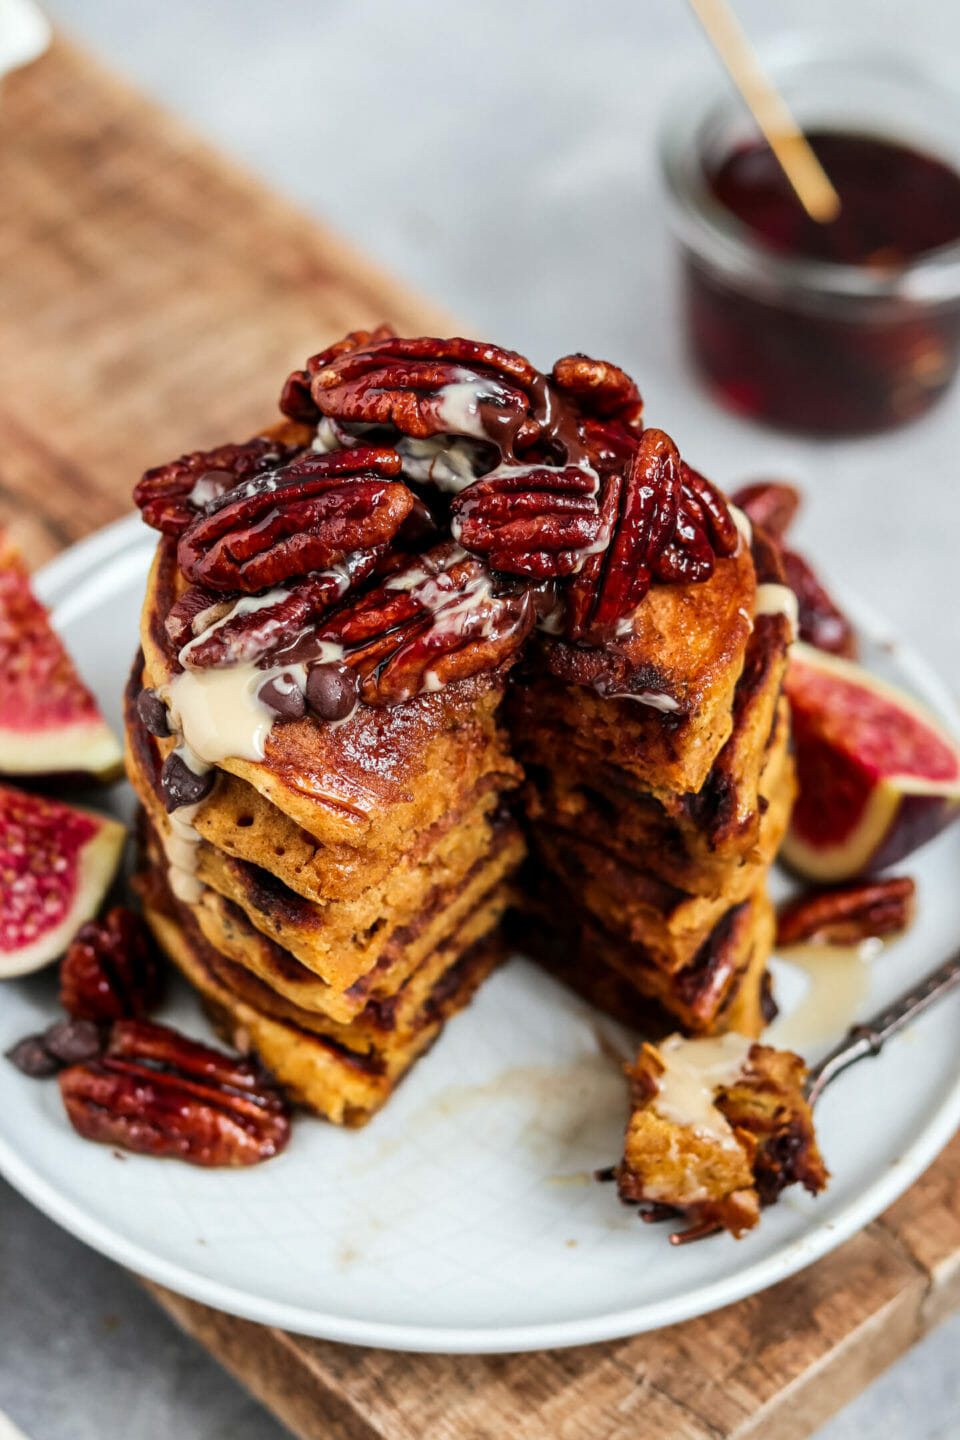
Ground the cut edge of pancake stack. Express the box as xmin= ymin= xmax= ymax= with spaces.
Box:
xmin=508 ymin=526 xmax=796 ymax=1041
xmin=125 ymin=329 xmax=799 ymax=1131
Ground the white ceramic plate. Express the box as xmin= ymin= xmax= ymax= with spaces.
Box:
xmin=1 ymin=513 xmax=959 ymax=1353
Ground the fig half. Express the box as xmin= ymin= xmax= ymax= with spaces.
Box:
xmin=0 ymin=530 xmax=122 ymax=781
xmin=782 ymin=642 xmax=960 ymax=882
xmin=0 ymin=783 xmax=126 ymax=977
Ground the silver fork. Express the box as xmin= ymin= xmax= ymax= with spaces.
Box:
xmin=620 ymin=949 xmax=960 ymax=1244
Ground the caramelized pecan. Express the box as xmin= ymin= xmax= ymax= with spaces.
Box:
xmin=134 ymin=436 xmax=306 ymax=537
xmin=564 ymin=428 xmax=681 ymax=641
xmin=177 ymin=447 xmax=412 ymax=593
xmin=730 ymin=480 xmax=856 ymax=656
xmin=776 ymin=877 xmax=915 ymax=947
xmin=174 ymin=550 xmax=387 ymax=668
xmin=279 ymin=325 xmax=396 ymax=423
xmin=59 ymin=1019 xmax=290 ymax=1166
xmin=781 ymin=548 xmax=858 ymax=657
xmin=60 ymin=908 xmax=163 ymax=1023
xmin=301 ymin=334 xmax=584 ymax=461
xmin=449 ymin=463 xmax=603 ymax=578
xmin=551 ymin=354 xmax=644 ymax=432
xmin=316 ymin=542 xmax=535 ymax=705
xmin=730 ymin=481 xmax=801 ymax=541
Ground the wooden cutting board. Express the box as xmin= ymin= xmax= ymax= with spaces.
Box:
xmin=4 ymin=37 xmax=960 ymax=1440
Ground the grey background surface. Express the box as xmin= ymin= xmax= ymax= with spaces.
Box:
xmin=4 ymin=1 xmax=960 ymax=1436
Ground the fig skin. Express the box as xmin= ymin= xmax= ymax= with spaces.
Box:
xmin=782 ymin=643 xmax=960 ymax=882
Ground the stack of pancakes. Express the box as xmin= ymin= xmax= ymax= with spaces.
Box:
xmin=127 ymin=540 xmax=525 ymax=1126
xmin=508 ymin=529 xmax=796 ymax=1039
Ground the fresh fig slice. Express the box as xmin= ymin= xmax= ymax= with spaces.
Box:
xmin=782 ymin=642 xmax=960 ymax=881
xmin=0 ymin=783 xmax=126 ymax=978
xmin=0 ymin=531 xmax=122 ymax=781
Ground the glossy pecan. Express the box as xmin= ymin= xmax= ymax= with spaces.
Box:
xmin=655 ymin=462 xmax=740 ymax=584
xmin=59 ymin=1019 xmax=290 ymax=1166
xmin=134 ymin=436 xmax=306 ymax=537
xmin=730 ymin=481 xmax=856 ymax=656
xmin=60 ymin=908 xmax=163 ymax=1023
xmin=781 ymin=548 xmax=858 ymax=657
xmin=279 ymin=325 xmax=396 ymax=423
xmin=564 ymin=428 xmax=681 ymax=641
xmin=449 ymin=463 xmax=603 ymax=579
xmin=177 ymin=447 xmax=412 ymax=593
xmin=301 ymin=334 xmax=588 ymax=462
xmin=316 ymin=542 xmax=535 ymax=705
xmin=776 ymin=876 xmax=915 ymax=947
xmin=551 ymin=354 xmax=644 ymax=433
xmin=730 ymin=481 xmax=801 ymax=541
xmin=174 ymin=549 xmax=387 ymax=668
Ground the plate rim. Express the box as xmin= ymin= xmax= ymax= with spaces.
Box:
xmin=0 ymin=513 xmax=957 ymax=1353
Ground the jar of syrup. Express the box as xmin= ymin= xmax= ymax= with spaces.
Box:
xmin=660 ymin=43 xmax=960 ymax=435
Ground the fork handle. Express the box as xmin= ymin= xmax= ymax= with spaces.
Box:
xmin=804 ymin=948 xmax=960 ymax=1107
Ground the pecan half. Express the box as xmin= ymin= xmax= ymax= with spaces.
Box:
xmin=551 ymin=354 xmax=644 ymax=433
xmin=177 ymin=447 xmax=413 ymax=593
xmin=730 ymin=481 xmax=801 ymax=541
xmin=449 ymin=463 xmax=603 ymax=578
xmin=730 ymin=481 xmax=856 ymax=656
xmin=59 ymin=1019 xmax=290 ymax=1166
xmin=564 ymin=428 xmax=682 ymax=640
xmin=279 ymin=325 xmax=396 ymax=423
xmin=60 ymin=908 xmax=163 ymax=1023
xmin=174 ymin=549 xmax=388 ymax=668
xmin=134 ymin=436 xmax=306 ymax=537
xmin=781 ymin=548 xmax=858 ymax=657
xmin=316 ymin=542 xmax=535 ymax=705
xmin=301 ymin=334 xmax=586 ymax=462
xmin=777 ymin=877 xmax=915 ymax=947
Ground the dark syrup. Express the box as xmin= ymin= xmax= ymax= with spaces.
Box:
xmin=686 ymin=130 xmax=960 ymax=434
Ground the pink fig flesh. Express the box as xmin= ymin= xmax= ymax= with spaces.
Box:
xmin=0 ymin=531 xmax=122 ymax=781
xmin=0 ymin=783 xmax=126 ymax=977
xmin=782 ymin=642 xmax=960 ymax=881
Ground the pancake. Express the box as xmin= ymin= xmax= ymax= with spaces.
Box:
xmin=523 ymin=697 xmax=792 ymax=901
xmin=616 ymin=1038 xmax=827 ymax=1237
xmin=512 ymin=879 xmax=774 ymax=1036
xmin=141 ymin=855 xmax=505 ymax=1127
xmin=140 ymin=539 xmax=523 ymax=870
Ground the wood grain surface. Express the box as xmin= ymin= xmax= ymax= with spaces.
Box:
xmin=4 ymin=37 xmax=960 ymax=1440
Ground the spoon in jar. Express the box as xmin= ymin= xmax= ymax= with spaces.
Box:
xmin=685 ymin=0 xmax=841 ymax=224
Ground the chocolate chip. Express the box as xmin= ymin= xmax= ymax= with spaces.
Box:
xmin=136 ymin=688 xmax=171 ymax=738
xmin=258 ymin=672 xmax=306 ymax=721
xmin=306 ymin=662 xmax=358 ymax=722
xmin=160 ymin=751 xmax=215 ymax=812
xmin=6 ymin=1035 xmax=60 ymax=1078
xmin=44 ymin=1018 xmax=104 ymax=1065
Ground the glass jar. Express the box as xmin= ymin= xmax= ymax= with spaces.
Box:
xmin=660 ymin=40 xmax=960 ymax=436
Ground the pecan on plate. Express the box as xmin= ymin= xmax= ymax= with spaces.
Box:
xmin=301 ymin=334 xmax=583 ymax=462
xmin=316 ymin=542 xmax=535 ymax=706
xmin=730 ymin=480 xmax=856 ymax=656
xmin=551 ymin=354 xmax=644 ymax=434
xmin=177 ymin=447 xmax=412 ymax=593
xmin=59 ymin=1019 xmax=290 ymax=1166
xmin=60 ymin=908 xmax=163 ymax=1023
xmin=776 ymin=876 xmax=916 ymax=947
xmin=564 ymin=427 xmax=682 ymax=641
xmin=730 ymin=480 xmax=802 ymax=541
xmin=134 ymin=435 xmax=307 ymax=537
xmin=781 ymin=548 xmax=858 ymax=657
xmin=449 ymin=463 xmax=603 ymax=579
